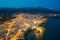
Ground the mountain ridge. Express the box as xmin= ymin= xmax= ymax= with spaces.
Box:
xmin=0 ymin=7 xmax=60 ymax=13
xmin=0 ymin=7 xmax=60 ymax=16
xmin=0 ymin=7 xmax=60 ymax=22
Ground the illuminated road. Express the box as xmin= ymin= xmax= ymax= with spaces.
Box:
xmin=0 ymin=13 xmax=47 ymax=40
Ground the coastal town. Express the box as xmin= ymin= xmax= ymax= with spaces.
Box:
xmin=0 ymin=13 xmax=60 ymax=40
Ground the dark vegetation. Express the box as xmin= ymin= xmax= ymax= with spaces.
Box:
xmin=0 ymin=7 xmax=60 ymax=22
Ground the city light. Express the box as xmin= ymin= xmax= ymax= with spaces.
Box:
xmin=0 ymin=13 xmax=47 ymax=40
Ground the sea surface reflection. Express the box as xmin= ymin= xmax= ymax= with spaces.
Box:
xmin=26 ymin=18 xmax=60 ymax=40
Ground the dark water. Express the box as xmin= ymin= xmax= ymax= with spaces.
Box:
xmin=43 ymin=18 xmax=60 ymax=40
xmin=27 ymin=18 xmax=60 ymax=40
xmin=20 ymin=18 xmax=60 ymax=40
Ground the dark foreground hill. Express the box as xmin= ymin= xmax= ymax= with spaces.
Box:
xmin=0 ymin=7 xmax=60 ymax=15
xmin=0 ymin=7 xmax=60 ymax=22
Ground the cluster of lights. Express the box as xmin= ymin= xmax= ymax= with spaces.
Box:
xmin=0 ymin=13 xmax=47 ymax=40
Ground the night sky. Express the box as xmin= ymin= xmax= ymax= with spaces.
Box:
xmin=0 ymin=0 xmax=60 ymax=11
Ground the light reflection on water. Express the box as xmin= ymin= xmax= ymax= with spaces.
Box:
xmin=24 ymin=18 xmax=60 ymax=40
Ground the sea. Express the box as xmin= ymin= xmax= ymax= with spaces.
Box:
xmin=22 ymin=18 xmax=60 ymax=40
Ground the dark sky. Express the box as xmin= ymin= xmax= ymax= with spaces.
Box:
xmin=0 ymin=0 xmax=60 ymax=11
